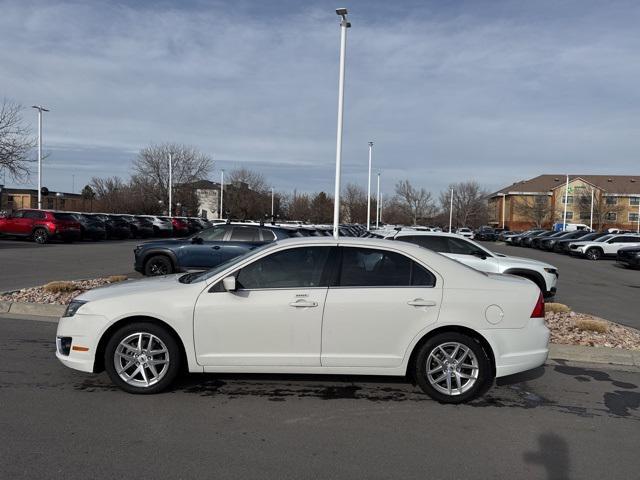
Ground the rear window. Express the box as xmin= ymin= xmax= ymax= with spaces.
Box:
xmin=53 ymin=213 xmax=77 ymax=221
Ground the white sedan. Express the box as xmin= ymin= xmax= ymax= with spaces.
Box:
xmin=56 ymin=237 xmax=549 ymax=403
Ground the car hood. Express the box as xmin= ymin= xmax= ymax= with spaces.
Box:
xmin=77 ymin=274 xmax=184 ymax=302
xmin=497 ymin=254 xmax=555 ymax=269
xmin=567 ymin=241 xmax=595 ymax=247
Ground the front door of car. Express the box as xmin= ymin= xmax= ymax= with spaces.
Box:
xmin=181 ymin=225 xmax=228 ymax=269
xmin=606 ymin=236 xmax=640 ymax=254
xmin=321 ymin=246 xmax=442 ymax=368
xmin=193 ymin=245 xmax=334 ymax=367
xmin=7 ymin=211 xmax=32 ymax=235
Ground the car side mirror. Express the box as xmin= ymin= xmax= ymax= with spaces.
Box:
xmin=222 ymin=276 xmax=236 ymax=292
xmin=191 ymin=236 xmax=203 ymax=244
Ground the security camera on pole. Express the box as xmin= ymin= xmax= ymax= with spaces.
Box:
xmin=332 ymin=8 xmax=350 ymax=239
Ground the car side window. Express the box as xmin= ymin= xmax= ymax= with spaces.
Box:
xmin=230 ymin=227 xmax=260 ymax=242
xmin=199 ymin=226 xmax=227 ymax=241
xmin=235 ymin=247 xmax=332 ymax=289
xmin=446 ymin=237 xmax=478 ymax=255
xmin=259 ymin=229 xmax=277 ymax=242
xmin=338 ymin=247 xmax=435 ymax=287
xmin=12 ymin=211 xmax=25 ymax=218
xmin=399 ymin=235 xmax=450 ymax=253
xmin=23 ymin=211 xmax=43 ymax=220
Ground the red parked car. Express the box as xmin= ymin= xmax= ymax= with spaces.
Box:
xmin=159 ymin=216 xmax=189 ymax=236
xmin=0 ymin=209 xmax=82 ymax=244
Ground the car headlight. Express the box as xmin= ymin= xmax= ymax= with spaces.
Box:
xmin=64 ymin=300 xmax=88 ymax=317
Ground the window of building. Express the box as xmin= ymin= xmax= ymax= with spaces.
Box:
xmin=630 ymin=197 xmax=640 ymax=207
xmin=605 ymin=196 xmax=617 ymax=205
xmin=630 ymin=213 xmax=639 ymax=223
xmin=565 ymin=212 xmax=574 ymax=220
xmin=47 ymin=198 xmax=54 ymax=209
xmin=579 ymin=211 xmax=591 ymax=220
xmin=605 ymin=212 xmax=617 ymax=221
xmin=562 ymin=195 xmax=573 ymax=205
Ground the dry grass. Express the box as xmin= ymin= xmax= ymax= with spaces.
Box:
xmin=43 ymin=281 xmax=79 ymax=293
xmin=574 ymin=318 xmax=609 ymax=334
xmin=545 ymin=303 xmax=571 ymax=314
xmin=107 ymin=275 xmax=128 ymax=283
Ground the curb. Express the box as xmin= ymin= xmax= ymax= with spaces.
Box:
xmin=1 ymin=301 xmax=639 ymax=368
xmin=0 ymin=300 xmax=65 ymax=317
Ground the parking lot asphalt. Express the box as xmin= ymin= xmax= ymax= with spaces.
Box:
xmin=1 ymin=317 xmax=639 ymax=480
xmin=0 ymin=239 xmax=142 ymax=292
xmin=488 ymin=242 xmax=640 ymax=330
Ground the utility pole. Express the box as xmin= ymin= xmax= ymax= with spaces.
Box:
xmin=219 ymin=169 xmax=224 ymax=220
xmin=332 ymin=8 xmax=350 ymax=239
xmin=271 ymin=187 xmax=275 ymax=220
xmin=449 ymin=188 xmax=454 ymax=233
xmin=376 ymin=172 xmax=380 ymax=229
xmin=168 ymin=153 xmax=173 ymax=218
xmin=562 ymin=175 xmax=569 ymax=229
xmin=366 ymin=141 xmax=373 ymax=231
xmin=590 ymin=188 xmax=594 ymax=231
xmin=31 ymin=105 xmax=49 ymax=209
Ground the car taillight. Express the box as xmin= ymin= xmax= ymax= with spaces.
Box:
xmin=531 ymin=292 xmax=545 ymax=318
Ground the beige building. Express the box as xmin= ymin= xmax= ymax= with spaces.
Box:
xmin=488 ymin=175 xmax=640 ymax=231
xmin=0 ymin=187 xmax=84 ymax=212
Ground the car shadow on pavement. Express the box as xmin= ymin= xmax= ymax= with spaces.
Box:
xmin=524 ymin=432 xmax=571 ymax=480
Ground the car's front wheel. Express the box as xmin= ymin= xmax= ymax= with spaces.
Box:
xmin=32 ymin=228 xmax=49 ymax=244
xmin=585 ymin=248 xmax=602 ymax=260
xmin=144 ymin=255 xmax=174 ymax=276
xmin=104 ymin=322 xmax=181 ymax=394
xmin=414 ymin=332 xmax=492 ymax=404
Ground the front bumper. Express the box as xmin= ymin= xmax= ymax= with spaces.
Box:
xmin=56 ymin=313 xmax=109 ymax=373
xmin=483 ymin=317 xmax=550 ymax=378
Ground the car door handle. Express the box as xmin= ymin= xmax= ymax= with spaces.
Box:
xmin=212 ymin=246 xmax=220 ymax=250
xmin=289 ymin=299 xmax=318 ymax=308
xmin=407 ymin=299 xmax=437 ymax=307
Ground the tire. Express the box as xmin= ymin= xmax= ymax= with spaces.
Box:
xmin=104 ymin=322 xmax=181 ymax=394
xmin=585 ymin=248 xmax=602 ymax=261
xmin=414 ymin=332 xmax=492 ymax=404
xmin=144 ymin=255 xmax=174 ymax=276
xmin=32 ymin=228 xmax=49 ymax=244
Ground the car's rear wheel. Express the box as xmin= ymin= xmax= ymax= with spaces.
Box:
xmin=414 ymin=332 xmax=491 ymax=404
xmin=585 ymin=248 xmax=602 ymax=260
xmin=144 ymin=255 xmax=174 ymax=276
xmin=32 ymin=228 xmax=49 ymax=244
xmin=104 ymin=322 xmax=181 ymax=394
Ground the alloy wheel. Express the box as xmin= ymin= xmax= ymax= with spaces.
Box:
xmin=425 ymin=342 xmax=479 ymax=396
xmin=149 ymin=260 xmax=169 ymax=275
xmin=114 ymin=332 xmax=170 ymax=388
xmin=33 ymin=229 xmax=47 ymax=244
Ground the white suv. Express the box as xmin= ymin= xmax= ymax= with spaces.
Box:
xmin=381 ymin=229 xmax=559 ymax=297
xmin=456 ymin=227 xmax=474 ymax=239
xmin=568 ymin=234 xmax=640 ymax=260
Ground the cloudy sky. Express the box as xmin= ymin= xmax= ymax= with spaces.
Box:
xmin=1 ymin=0 xmax=639 ymax=197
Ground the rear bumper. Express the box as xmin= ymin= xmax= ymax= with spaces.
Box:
xmin=482 ymin=318 xmax=550 ymax=378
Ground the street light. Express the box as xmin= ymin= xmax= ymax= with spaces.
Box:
xmin=168 ymin=153 xmax=173 ymax=218
xmin=562 ymin=175 xmax=569 ymax=228
xmin=499 ymin=193 xmax=506 ymax=229
xmin=219 ymin=169 xmax=224 ymax=220
xmin=449 ymin=188 xmax=454 ymax=233
xmin=332 ymin=7 xmax=351 ymax=239
xmin=366 ymin=142 xmax=373 ymax=231
xmin=376 ymin=172 xmax=381 ymax=229
xmin=31 ymin=105 xmax=50 ymax=210
xmin=271 ymin=187 xmax=275 ymax=220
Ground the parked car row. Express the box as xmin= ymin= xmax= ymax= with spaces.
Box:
xmin=504 ymin=227 xmax=640 ymax=265
xmin=0 ymin=209 xmax=218 ymax=244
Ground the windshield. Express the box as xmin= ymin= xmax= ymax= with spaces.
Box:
xmin=181 ymin=242 xmax=273 ymax=284
xmin=594 ymin=234 xmax=613 ymax=242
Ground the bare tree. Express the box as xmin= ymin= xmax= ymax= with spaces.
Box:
xmin=227 ymin=167 xmax=268 ymax=193
xmin=132 ymin=143 xmax=213 ymax=206
xmin=342 ymin=183 xmax=368 ymax=224
xmin=575 ymin=190 xmax=625 ymax=230
xmin=394 ymin=179 xmax=436 ymax=225
xmin=440 ymin=181 xmax=489 ymax=228
xmin=514 ymin=195 xmax=554 ymax=228
xmin=90 ymin=176 xmax=130 ymax=213
xmin=0 ymin=99 xmax=35 ymax=181
xmin=286 ymin=191 xmax=311 ymax=221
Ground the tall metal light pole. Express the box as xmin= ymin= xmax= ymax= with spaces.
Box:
xmin=366 ymin=141 xmax=373 ymax=231
xmin=32 ymin=105 xmax=49 ymax=209
xmin=219 ymin=169 xmax=224 ymax=220
xmin=271 ymin=187 xmax=275 ymax=219
xmin=590 ymin=188 xmax=594 ymax=231
xmin=636 ymin=196 xmax=640 ymax=234
xmin=332 ymin=8 xmax=350 ymax=239
xmin=562 ymin=174 xmax=569 ymax=228
xmin=376 ymin=172 xmax=380 ymax=228
xmin=449 ymin=188 xmax=454 ymax=233
xmin=168 ymin=153 xmax=173 ymax=218
xmin=500 ymin=193 xmax=506 ymax=229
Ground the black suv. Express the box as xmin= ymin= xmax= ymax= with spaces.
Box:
xmin=134 ymin=223 xmax=300 ymax=276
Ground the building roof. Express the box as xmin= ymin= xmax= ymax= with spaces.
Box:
xmin=491 ymin=174 xmax=640 ymax=197
xmin=0 ymin=187 xmax=82 ymax=198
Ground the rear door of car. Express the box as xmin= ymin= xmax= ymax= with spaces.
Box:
xmin=218 ymin=226 xmax=267 ymax=262
xmin=321 ymin=246 xmax=442 ymax=368
xmin=606 ymin=236 xmax=640 ymax=255
xmin=181 ymin=225 xmax=228 ymax=269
